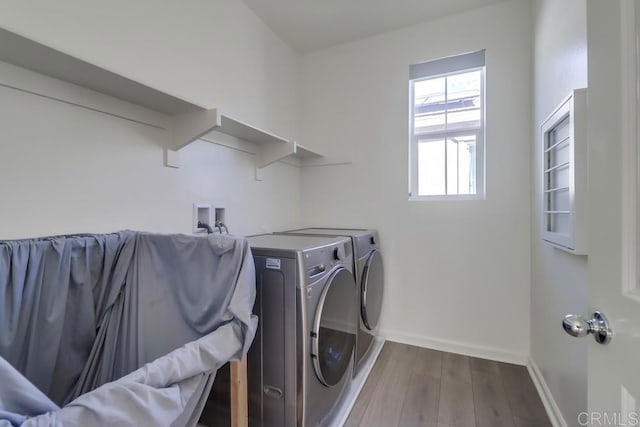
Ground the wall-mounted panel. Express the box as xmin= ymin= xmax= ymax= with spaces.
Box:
xmin=540 ymin=88 xmax=588 ymax=255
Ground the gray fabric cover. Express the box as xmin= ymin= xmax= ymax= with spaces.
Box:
xmin=0 ymin=232 xmax=133 ymax=405
xmin=0 ymin=231 xmax=256 ymax=426
xmin=0 ymin=356 xmax=59 ymax=425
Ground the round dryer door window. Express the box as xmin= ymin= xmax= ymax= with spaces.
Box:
xmin=311 ymin=267 xmax=357 ymax=387
xmin=361 ymin=250 xmax=384 ymax=330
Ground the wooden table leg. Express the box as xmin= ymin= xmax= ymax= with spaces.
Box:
xmin=230 ymin=357 xmax=248 ymax=427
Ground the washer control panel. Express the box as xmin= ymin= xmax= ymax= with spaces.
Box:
xmin=303 ymin=239 xmax=352 ymax=282
xmin=307 ymin=264 xmax=326 ymax=277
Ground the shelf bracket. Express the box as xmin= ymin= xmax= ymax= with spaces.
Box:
xmin=164 ymin=108 xmax=221 ymax=168
xmin=257 ymin=141 xmax=296 ymax=169
xmin=170 ymin=108 xmax=221 ymax=151
xmin=254 ymin=141 xmax=295 ymax=181
xmin=164 ymin=148 xmax=181 ymax=168
xmin=254 ymin=167 xmax=264 ymax=181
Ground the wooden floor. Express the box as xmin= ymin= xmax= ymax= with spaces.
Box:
xmin=345 ymin=342 xmax=551 ymax=427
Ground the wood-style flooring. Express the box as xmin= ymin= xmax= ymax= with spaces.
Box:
xmin=345 ymin=342 xmax=551 ymax=427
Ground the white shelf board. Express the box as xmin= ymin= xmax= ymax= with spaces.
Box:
xmin=220 ymin=115 xmax=289 ymax=146
xmin=255 ymin=142 xmax=323 ymax=170
xmin=169 ymin=109 xmax=290 ymax=154
xmin=0 ymin=27 xmax=205 ymax=116
xmin=293 ymin=143 xmax=323 ymax=159
xmin=0 ymin=27 xmax=331 ymax=174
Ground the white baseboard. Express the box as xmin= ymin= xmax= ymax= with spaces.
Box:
xmin=331 ymin=336 xmax=385 ymax=427
xmin=527 ymin=357 xmax=568 ymax=427
xmin=378 ymin=328 xmax=528 ymax=365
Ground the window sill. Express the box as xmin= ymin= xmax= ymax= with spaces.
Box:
xmin=408 ymin=194 xmax=485 ymax=202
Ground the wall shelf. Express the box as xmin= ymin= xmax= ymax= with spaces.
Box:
xmin=293 ymin=144 xmax=324 ymax=160
xmin=256 ymin=141 xmax=324 ymax=167
xmin=168 ymin=108 xmax=290 ymax=157
xmin=0 ymin=27 xmax=204 ymax=116
xmin=0 ymin=26 xmax=332 ymax=177
xmin=167 ymin=108 xmax=316 ymax=173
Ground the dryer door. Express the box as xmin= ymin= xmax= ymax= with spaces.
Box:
xmin=311 ymin=267 xmax=357 ymax=387
xmin=361 ymin=250 xmax=384 ymax=330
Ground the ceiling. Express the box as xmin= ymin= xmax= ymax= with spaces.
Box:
xmin=242 ymin=0 xmax=507 ymax=53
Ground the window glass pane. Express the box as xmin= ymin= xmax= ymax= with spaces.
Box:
xmin=414 ymin=78 xmax=445 ymax=134
xmin=446 ymin=135 xmax=477 ymax=195
xmin=417 ymin=136 xmax=477 ymax=196
xmin=446 ymin=71 xmax=481 ymax=131
xmin=446 ymin=139 xmax=458 ymax=194
xmin=418 ymin=139 xmax=445 ymax=195
xmin=457 ymin=135 xmax=477 ymax=195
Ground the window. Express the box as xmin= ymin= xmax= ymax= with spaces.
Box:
xmin=409 ymin=50 xmax=485 ymax=200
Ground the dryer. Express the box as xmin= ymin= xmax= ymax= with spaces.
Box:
xmin=276 ymin=228 xmax=384 ymax=376
xmin=246 ymin=234 xmax=358 ymax=427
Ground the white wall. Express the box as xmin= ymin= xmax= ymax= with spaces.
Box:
xmin=0 ymin=10 xmax=589 ymax=420
xmin=531 ymin=0 xmax=588 ymax=425
xmin=0 ymin=0 xmax=301 ymax=239
xmin=0 ymin=0 xmax=296 ymax=137
xmin=297 ymin=0 xmax=532 ymax=362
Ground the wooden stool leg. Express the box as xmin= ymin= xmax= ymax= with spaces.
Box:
xmin=230 ymin=357 xmax=248 ymax=427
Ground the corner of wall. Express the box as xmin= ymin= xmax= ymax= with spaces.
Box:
xmin=527 ymin=357 xmax=570 ymax=427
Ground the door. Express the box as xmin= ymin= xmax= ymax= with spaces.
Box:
xmin=311 ymin=267 xmax=357 ymax=387
xmin=361 ymin=250 xmax=384 ymax=330
xmin=582 ymin=0 xmax=640 ymax=424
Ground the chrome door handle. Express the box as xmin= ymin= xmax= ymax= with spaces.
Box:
xmin=562 ymin=311 xmax=612 ymax=345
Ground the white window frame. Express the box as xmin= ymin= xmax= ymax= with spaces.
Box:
xmin=408 ymin=52 xmax=486 ymax=201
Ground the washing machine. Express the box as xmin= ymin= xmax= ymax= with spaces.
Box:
xmin=246 ymin=234 xmax=358 ymax=427
xmin=276 ymin=228 xmax=383 ymax=376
